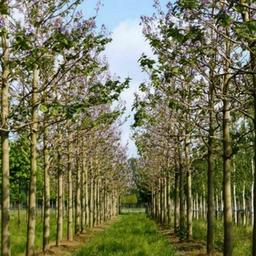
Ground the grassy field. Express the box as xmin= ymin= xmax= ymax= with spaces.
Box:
xmin=4 ymin=211 xmax=252 ymax=255
xmin=6 ymin=210 xmax=67 ymax=255
xmin=193 ymin=219 xmax=252 ymax=255
xmin=75 ymin=213 xmax=176 ymax=256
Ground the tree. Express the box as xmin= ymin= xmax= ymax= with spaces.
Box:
xmin=1 ymin=1 xmax=11 ymax=255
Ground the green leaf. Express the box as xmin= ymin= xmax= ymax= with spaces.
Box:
xmin=0 ymin=2 xmax=8 ymax=15
xmin=235 ymin=20 xmax=256 ymax=42
xmin=139 ymin=54 xmax=155 ymax=69
xmin=215 ymin=11 xmax=231 ymax=27
xmin=39 ymin=104 xmax=48 ymax=113
xmin=178 ymin=0 xmax=200 ymax=10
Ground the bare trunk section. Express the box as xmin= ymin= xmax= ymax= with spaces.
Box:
xmin=252 ymin=50 xmax=256 ymax=256
xmin=89 ymin=177 xmax=94 ymax=227
xmin=75 ymin=156 xmax=81 ymax=234
xmin=67 ymin=138 xmax=73 ymax=241
xmin=160 ymin=178 xmax=163 ymax=223
xmin=96 ymin=179 xmax=100 ymax=225
xmin=207 ymin=68 xmax=215 ymax=255
xmin=166 ymin=173 xmax=171 ymax=225
xmin=56 ymin=153 xmax=63 ymax=246
xmin=1 ymin=11 xmax=10 ymax=255
xmin=252 ymin=159 xmax=254 ymax=226
xmin=174 ymin=158 xmax=180 ymax=233
xmin=252 ymin=57 xmax=256 ymax=255
xmin=233 ymin=164 xmax=237 ymax=225
xmin=85 ymin=164 xmax=89 ymax=227
xmin=94 ymin=178 xmax=98 ymax=225
xmin=26 ymin=67 xmax=39 ymax=256
xmin=81 ymin=159 xmax=85 ymax=231
xmin=185 ymin=136 xmax=192 ymax=240
xmin=43 ymin=126 xmax=50 ymax=251
xmin=242 ymin=183 xmax=246 ymax=226
xmin=178 ymin=143 xmax=185 ymax=239
xmin=223 ymin=75 xmax=233 ymax=256
xmin=220 ymin=18 xmax=233 ymax=254
xmin=207 ymin=135 xmax=214 ymax=250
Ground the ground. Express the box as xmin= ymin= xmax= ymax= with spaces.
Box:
xmin=8 ymin=212 xmax=251 ymax=255
xmin=36 ymin=221 xmax=115 ymax=256
xmin=37 ymin=213 xmax=213 ymax=256
xmin=159 ymin=226 xmax=221 ymax=256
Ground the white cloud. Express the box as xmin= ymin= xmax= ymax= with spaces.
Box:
xmin=105 ymin=19 xmax=153 ymax=157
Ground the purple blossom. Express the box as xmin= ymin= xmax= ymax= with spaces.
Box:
xmin=76 ymin=22 xmax=83 ymax=29
xmin=54 ymin=18 xmax=62 ymax=29
xmin=166 ymin=2 xmax=173 ymax=9
xmin=0 ymin=17 xmax=5 ymax=28
xmin=25 ymin=25 xmax=34 ymax=35
xmin=61 ymin=26 xmax=69 ymax=34
xmin=75 ymin=11 xmax=83 ymax=19
xmin=83 ymin=18 xmax=96 ymax=29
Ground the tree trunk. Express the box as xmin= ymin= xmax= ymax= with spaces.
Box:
xmin=252 ymin=50 xmax=256 ymax=256
xmin=75 ymin=157 xmax=81 ymax=234
xmin=166 ymin=173 xmax=171 ymax=225
xmin=252 ymin=159 xmax=254 ymax=226
xmin=96 ymin=179 xmax=101 ymax=225
xmin=160 ymin=178 xmax=163 ymax=223
xmin=43 ymin=126 xmax=50 ymax=251
xmin=103 ymin=182 xmax=107 ymax=221
xmin=56 ymin=153 xmax=63 ymax=246
xmin=94 ymin=178 xmax=98 ymax=225
xmin=26 ymin=66 xmax=39 ymax=256
xmin=185 ymin=136 xmax=192 ymax=240
xmin=1 ymin=13 xmax=10 ymax=255
xmin=242 ymin=183 xmax=246 ymax=226
xmin=174 ymin=160 xmax=180 ymax=233
xmin=67 ymin=138 xmax=73 ymax=241
xmin=85 ymin=165 xmax=89 ymax=227
xmin=152 ymin=189 xmax=156 ymax=218
xmin=223 ymin=74 xmax=233 ymax=256
xmin=89 ymin=177 xmax=94 ymax=227
xmin=178 ymin=144 xmax=185 ymax=239
xmin=81 ymin=159 xmax=85 ymax=231
xmin=207 ymin=75 xmax=215 ymax=255
xmin=233 ymin=183 xmax=237 ymax=224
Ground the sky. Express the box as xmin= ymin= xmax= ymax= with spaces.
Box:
xmin=81 ymin=0 xmax=169 ymax=157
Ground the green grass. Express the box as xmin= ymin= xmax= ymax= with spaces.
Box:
xmin=193 ymin=219 xmax=252 ymax=255
xmin=7 ymin=210 xmax=67 ymax=255
xmin=6 ymin=211 xmax=253 ymax=256
xmin=75 ymin=213 xmax=175 ymax=256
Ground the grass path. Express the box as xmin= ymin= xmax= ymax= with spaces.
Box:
xmin=75 ymin=213 xmax=175 ymax=256
xmin=36 ymin=220 xmax=116 ymax=256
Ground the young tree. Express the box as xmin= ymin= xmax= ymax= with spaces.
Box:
xmin=1 ymin=2 xmax=11 ymax=255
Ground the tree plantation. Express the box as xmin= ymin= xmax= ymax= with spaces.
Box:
xmin=0 ymin=1 xmax=130 ymax=255
xmin=1 ymin=0 xmax=256 ymax=256
xmin=133 ymin=0 xmax=256 ymax=255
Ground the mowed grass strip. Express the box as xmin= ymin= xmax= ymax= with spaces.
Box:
xmin=75 ymin=213 xmax=175 ymax=256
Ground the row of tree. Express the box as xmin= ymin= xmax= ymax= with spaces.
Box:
xmin=1 ymin=1 xmax=129 ymax=255
xmin=133 ymin=1 xmax=256 ymax=255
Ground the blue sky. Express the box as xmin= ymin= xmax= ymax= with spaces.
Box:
xmin=82 ymin=0 xmax=168 ymax=29
xmin=81 ymin=0 xmax=169 ymax=157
